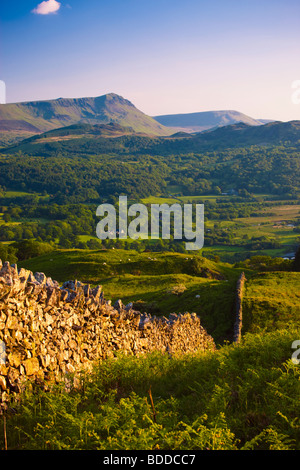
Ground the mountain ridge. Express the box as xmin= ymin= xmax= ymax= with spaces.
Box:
xmin=0 ymin=93 xmax=173 ymax=145
xmin=0 ymin=93 xmax=278 ymax=147
xmin=153 ymin=109 xmax=273 ymax=133
xmin=4 ymin=119 xmax=300 ymax=157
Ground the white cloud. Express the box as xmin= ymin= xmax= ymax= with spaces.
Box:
xmin=32 ymin=0 xmax=61 ymax=15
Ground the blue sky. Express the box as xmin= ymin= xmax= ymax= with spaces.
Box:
xmin=0 ymin=0 xmax=300 ymax=120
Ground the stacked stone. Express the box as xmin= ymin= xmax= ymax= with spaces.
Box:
xmin=0 ymin=260 xmax=215 ymax=411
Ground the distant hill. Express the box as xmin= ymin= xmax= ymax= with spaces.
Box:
xmin=153 ymin=110 xmax=271 ymax=133
xmin=5 ymin=119 xmax=300 ymax=156
xmin=1 ymin=119 xmax=300 ymax=216
xmin=0 ymin=93 xmax=278 ymax=147
xmin=31 ymin=122 xmax=142 ymax=140
xmin=193 ymin=120 xmax=300 ymax=147
xmin=0 ymin=93 xmax=173 ymax=145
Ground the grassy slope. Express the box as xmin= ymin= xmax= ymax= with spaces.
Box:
xmin=153 ymin=109 xmax=262 ymax=132
xmin=19 ymin=249 xmax=243 ymax=343
xmin=18 ymin=248 xmax=300 ymax=343
xmin=0 ymin=94 xmax=172 ymax=140
xmin=242 ymin=271 xmax=300 ymax=334
xmin=2 ymin=327 xmax=300 ymax=450
xmin=3 ymin=249 xmax=300 ymax=450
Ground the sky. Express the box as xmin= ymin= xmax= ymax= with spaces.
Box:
xmin=0 ymin=0 xmax=300 ymax=121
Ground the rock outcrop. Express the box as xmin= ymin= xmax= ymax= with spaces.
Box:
xmin=0 ymin=260 xmax=215 ymax=411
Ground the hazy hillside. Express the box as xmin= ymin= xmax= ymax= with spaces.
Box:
xmin=6 ymin=119 xmax=300 ymax=156
xmin=0 ymin=93 xmax=173 ymax=145
xmin=193 ymin=120 xmax=300 ymax=147
xmin=27 ymin=122 xmax=142 ymax=141
xmin=153 ymin=109 xmax=269 ymax=132
xmin=0 ymin=94 xmax=277 ymax=147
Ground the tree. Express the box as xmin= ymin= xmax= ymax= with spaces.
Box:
xmin=12 ymin=240 xmax=53 ymax=261
xmin=0 ymin=242 xmax=18 ymax=264
xmin=3 ymin=213 xmax=11 ymax=223
xmin=293 ymin=245 xmax=300 ymax=271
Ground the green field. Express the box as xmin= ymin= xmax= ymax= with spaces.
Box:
xmin=1 ymin=187 xmax=299 ymax=263
xmin=2 ymin=326 xmax=300 ymax=450
xmin=242 ymin=271 xmax=300 ymax=334
xmin=5 ymin=245 xmax=300 ymax=450
xmin=18 ymin=248 xmax=243 ymax=343
xmin=18 ymin=247 xmax=300 ymax=346
xmin=1 ymin=86 xmax=300 ymax=451
xmin=141 ymin=196 xmax=179 ymax=204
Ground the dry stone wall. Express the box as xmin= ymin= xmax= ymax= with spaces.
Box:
xmin=233 ymin=272 xmax=246 ymax=343
xmin=0 ymin=260 xmax=215 ymax=410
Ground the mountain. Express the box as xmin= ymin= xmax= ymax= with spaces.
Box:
xmin=0 ymin=93 xmax=173 ymax=146
xmin=31 ymin=122 xmax=143 ymax=139
xmin=257 ymin=119 xmax=275 ymax=125
xmin=155 ymin=120 xmax=300 ymax=153
xmin=0 ymin=93 xmax=278 ymax=147
xmin=193 ymin=120 xmax=300 ymax=147
xmin=1 ymin=120 xmax=299 ymax=210
xmin=153 ymin=110 xmax=269 ymax=133
xmin=5 ymin=119 xmax=300 ymax=158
